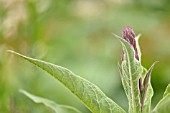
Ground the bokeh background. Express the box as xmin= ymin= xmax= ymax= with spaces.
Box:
xmin=0 ymin=0 xmax=170 ymax=113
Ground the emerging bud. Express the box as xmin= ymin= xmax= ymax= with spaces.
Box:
xmin=122 ymin=26 xmax=139 ymax=60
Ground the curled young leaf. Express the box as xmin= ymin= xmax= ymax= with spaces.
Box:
xmin=141 ymin=62 xmax=158 ymax=112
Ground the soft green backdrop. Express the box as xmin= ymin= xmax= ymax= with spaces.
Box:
xmin=0 ymin=0 xmax=170 ymax=113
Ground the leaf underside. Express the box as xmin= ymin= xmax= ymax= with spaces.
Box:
xmin=20 ymin=89 xmax=82 ymax=113
xmin=8 ymin=50 xmax=126 ymax=113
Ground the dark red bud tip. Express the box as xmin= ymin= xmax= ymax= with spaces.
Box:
xmin=122 ymin=26 xmax=135 ymax=46
xmin=122 ymin=26 xmax=139 ymax=61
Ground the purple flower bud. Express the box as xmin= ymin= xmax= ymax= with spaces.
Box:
xmin=122 ymin=26 xmax=139 ymax=61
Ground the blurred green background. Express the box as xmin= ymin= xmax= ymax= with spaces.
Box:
xmin=0 ymin=0 xmax=170 ymax=113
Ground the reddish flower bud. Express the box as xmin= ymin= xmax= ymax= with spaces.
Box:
xmin=122 ymin=26 xmax=139 ymax=60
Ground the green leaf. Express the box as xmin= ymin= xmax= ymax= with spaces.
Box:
xmin=113 ymin=34 xmax=142 ymax=113
xmin=20 ymin=89 xmax=82 ymax=113
xmin=152 ymin=93 xmax=170 ymax=113
xmin=163 ymin=84 xmax=170 ymax=97
xmin=152 ymin=84 xmax=170 ymax=113
xmin=8 ymin=50 xmax=126 ymax=113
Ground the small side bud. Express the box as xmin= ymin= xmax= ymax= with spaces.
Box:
xmin=139 ymin=76 xmax=144 ymax=92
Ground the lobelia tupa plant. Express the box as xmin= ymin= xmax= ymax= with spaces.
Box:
xmin=8 ymin=26 xmax=170 ymax=113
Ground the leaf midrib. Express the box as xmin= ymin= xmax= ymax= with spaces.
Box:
xmin=123 ymin=44 xmax=137 ymax=113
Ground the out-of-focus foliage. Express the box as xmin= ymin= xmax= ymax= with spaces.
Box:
xmin=0 ymin=0 xmax=170 ymax=113
xmin=20 ymin=89 xmax=82 ymax=113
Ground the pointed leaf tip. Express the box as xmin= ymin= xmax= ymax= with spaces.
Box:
xmin=136 ymin=34 xmax=142 ymax=40
xmin=144 ymin=61 xmax=158 ymax=88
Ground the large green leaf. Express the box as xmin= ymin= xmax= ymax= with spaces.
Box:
xmin=8 ymin=50 xmax=126 ymax=113
xmin=163 ymin=84 xmax=170 ymax=97
xmin=152 ymin=84 xmax=170 ymax=113
xmin=152 ymin=93 xmax=170 ymax=113
xmin=20 ymin=89 xmax=82 ymax=113
xmin=113 ymin=34 xmax=142 ymax=113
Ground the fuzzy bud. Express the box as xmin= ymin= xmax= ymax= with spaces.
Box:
xmin=122 ymin=26 xmax=139 ymax=60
